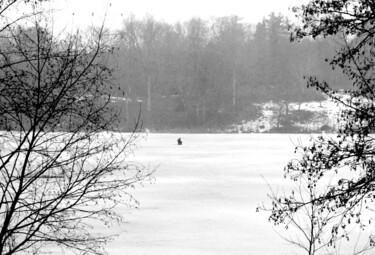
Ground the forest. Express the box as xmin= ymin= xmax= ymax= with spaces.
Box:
xmin=109 ymin=12 xmax=352 ymax=132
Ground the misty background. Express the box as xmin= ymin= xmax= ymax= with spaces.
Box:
xmin=99 ymin=14 xmax=348 ymax=132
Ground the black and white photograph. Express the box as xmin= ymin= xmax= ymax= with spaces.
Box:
xmin=1 ymin=0 xmax=375 ymax=254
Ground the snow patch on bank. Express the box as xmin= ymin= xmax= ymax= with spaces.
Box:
xmin=233 ymin=99 xmax=344 ymax=133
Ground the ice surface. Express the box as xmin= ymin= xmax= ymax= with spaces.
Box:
xmin=32 ymin=132 xmax=371 ymax=255
xmin=94 ymin=133 xmax=371 ymax=255
xmin=100 ymin=133 xmax=308 ymax=255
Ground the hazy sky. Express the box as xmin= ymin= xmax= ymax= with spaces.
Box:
xmin=51 ymin=0 xmax=309 ymax=30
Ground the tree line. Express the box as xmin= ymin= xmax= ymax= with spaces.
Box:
xmin=111 ymin=13 xmax=352 ymax=131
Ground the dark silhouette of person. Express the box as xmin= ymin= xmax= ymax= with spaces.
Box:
xmin=177 ymin=138 xmax=182 ymax=145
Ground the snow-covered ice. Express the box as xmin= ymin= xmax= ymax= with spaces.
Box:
xmin=101 ymin=133 xmax=370 ymax=255
xmin=100 ymin=133 xmax=304 ymax=255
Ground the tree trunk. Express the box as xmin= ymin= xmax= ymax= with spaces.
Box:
xmin=277 ymin=103 xmax=283 ymax=128
xmin=232 ymin=72 xmax=236 ymax=109
xmin=125 ymin=99 xmax=129 ymax=122
xmin=202 ymin=99 xmax=206 ymax=125
xmin=196 ymin=104 xmax=200 ymax=126
xmin=285 ymin=100 xmax=289 ymax=116
xmin=147 ymin=76 xmax=151 ymax=112
xmin=126 ymin=86 xmax=131 ymax=122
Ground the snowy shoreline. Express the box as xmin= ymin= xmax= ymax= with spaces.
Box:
xmin=144 ymin=99 xmax=343 ymax=134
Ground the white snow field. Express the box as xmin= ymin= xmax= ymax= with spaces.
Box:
xmin=99 ymin=133 xmax=301 ymax=255
xmin=102 ymin=133 xmax=370 ymax=255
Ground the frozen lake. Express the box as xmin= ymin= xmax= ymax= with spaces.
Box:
xmin=102 ymin=133 xmax=305 ymax=255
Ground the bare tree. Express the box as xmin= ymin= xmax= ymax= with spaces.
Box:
xmin=259 ymin=139 xmax=375 ymax=255
xmin=260 ymin=170 xmax=375 ymax=255
xmin=259 ymin=170 xmax=340 ymax=255
xmin=258 ymin=0 xmax=375 ymax=253
xmin=0 ymin=10 xmax=151 ymax=255
xmin=0 ymin=1 xmax=46 ymax=34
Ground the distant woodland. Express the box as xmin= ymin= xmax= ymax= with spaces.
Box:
xmin=108 ymin=13 xmax=351 ymax=131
